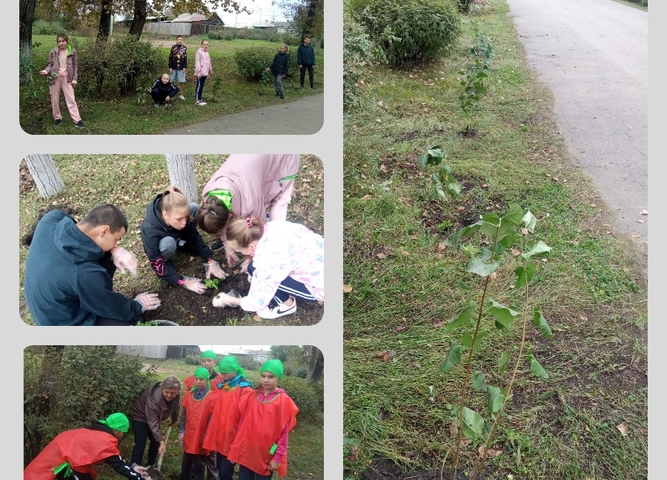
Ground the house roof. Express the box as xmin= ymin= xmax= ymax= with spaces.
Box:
xmin=172 ymin=13 xmax=207 ymax=22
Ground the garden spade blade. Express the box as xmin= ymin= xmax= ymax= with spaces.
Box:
xmin=156 ymin=425 xmax=172 ymax=471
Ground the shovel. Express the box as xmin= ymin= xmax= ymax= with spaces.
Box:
xmin=156 ymin=425 xmax=172 ymax=471
xmin=146 ymin=425 xmax=172 ymax=480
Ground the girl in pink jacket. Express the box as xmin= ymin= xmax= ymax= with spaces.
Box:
xmin=194 ymin=40 xmax=213 ymax=105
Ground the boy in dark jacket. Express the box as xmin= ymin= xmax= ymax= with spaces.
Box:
xmin=297 ymin=36 xmax=316 ymax=89
xmin=267 ymin=44 xmax=290 ymax=99
xmin=169 ymin=35 xmax=188 ymax=100
xmin=150 ymin=73 xmax=180 ymax=106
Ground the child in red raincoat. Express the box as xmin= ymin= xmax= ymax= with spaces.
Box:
xmin=227 ymin=359 xmax=298 ymax=480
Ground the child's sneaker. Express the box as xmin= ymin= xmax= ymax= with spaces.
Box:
xmin=55 ymin=119 xmax=62 ymax=125
xmin=74 ymin=121 xmax=85 ymax=129
xmin=198 ymin=101 xmax=207 ymax=106
xmin=179 ymin=94 xmax=185 ymax=100
xmin=256 ymin=296 xmax=296 ymax=319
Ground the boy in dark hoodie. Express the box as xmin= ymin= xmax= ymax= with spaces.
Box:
xmin=150 ymin=73 xmax=180 ymax=106
xmin=266 ymin=44 xmax=290 ymax=99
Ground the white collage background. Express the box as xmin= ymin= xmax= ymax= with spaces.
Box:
xmin=9 ymin=1 xmax=343 ymax=478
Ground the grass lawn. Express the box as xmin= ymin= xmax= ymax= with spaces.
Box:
xmin=18 ymin=154 xmax=324 ymax=326
xmin=20 ymin=34 xmax=324 ymax=135
xmin=343 ymin=0 xmax=647 ymax=478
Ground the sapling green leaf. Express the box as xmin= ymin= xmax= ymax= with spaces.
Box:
xmin=514 ymin=263 xmax=535 ymax=289
xmin=533 ymin=309 xmax=553 ymax=339
xmin=467 ymin=257 xmax=500 ymax=277
xmin=527 ymin=350 xmax=548 ymax=378
xmin=480 ymin=213 xmax=501 ymax=237
xmin=479 ymin=248 xmax=493 ymax=261
xmin=444 ymin=306 xmax=475 ymax=333
xmin=446 ymin=221 xmax=483 ymax=248
xmin=498 ymin=351 xmax=511 ymax=375
xmin=472 ymin=371 xmax=487 ymax=392
xmin=521 ymin=210 xmax=537 ymax=233
xmin=486 ymin=298 xmax=519 ymax=329
xmin=486 ymin=386 xmax=504 ymax=414
xmin=497 ymin=231 xmax=517 ymax=250
xmin=448 ymin=181 xmax=463 ymax=196
xmin=521 ymin=241 xmax=551 ymax=260
xmin=436 ymin=184 xmax=447 ymax=202
xmin=441 ymin=343 xmax=464 ymax=372
xmin=460 ymin=331 xmax=488 ymax=353
xmin=462 ymin=407 xmax=486 ymax=440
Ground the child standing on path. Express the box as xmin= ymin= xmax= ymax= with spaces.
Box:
xmin=203 ymin=356 xmax=254 ymax=480
xmin=296 ymin=37 xmax=316 ymax=89
xmin=226 ymin=359 xmax=299 ymax=480
xmin=194 ymin=40 xmax=213 ymax=106
xmin=39 ymin=34 xmax=85 ymax=128
xmin=266 ymin=44 xmax=290 ymax=99
xmin=178 ymin=367 xmax=218 ymax=480
xmin=169 ymin=35 xmax=188 ymax=100
xmin=211 ymin=217 xmax=324 ymax=320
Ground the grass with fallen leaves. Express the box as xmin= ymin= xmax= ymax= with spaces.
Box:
xmin=343 ymin=0 xmax=647 ymax=478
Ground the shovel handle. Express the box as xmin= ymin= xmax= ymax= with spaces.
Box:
xmin=156 ymin=425 xmax=173 ymax=471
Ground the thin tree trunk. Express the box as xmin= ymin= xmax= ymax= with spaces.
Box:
xmin=97 ymin=0 xmax=112 ymax=44
xmin=19 ymin=0 xmax=36 ymax=83
xmin=165 ymin=154 xmax=198 ymax=202
xmin=24 ymin=154 xmax=65 ymax=199
xmin=306 ymin=345 xmax=323 ymax=382
xmin=128 ymin=0 xmax=147 ymax=38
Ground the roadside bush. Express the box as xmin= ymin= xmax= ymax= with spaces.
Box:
xmin=358 ymin=0 xmax=461 ymax=68
xmin=280 ymin=376 xmax=322 ymax=423
xmin=77 ymin=36 xmax=162 ymax=97
xmin=32 ymin=19 xmax=68 ymax=35
xmin=282 ymin=32 xmax=302 ymax=47
xmin=343 ymin=13 xmax=381 ymax=111
xmin=185 ymin=354 xmax=200 ymax=366
xmin=238 ymin=355 xmax=260 ymax=372
xmin=24 ymin=346 xmax=153 ymax=466
xmin=234 ymin=47 xmax=275 ymax=80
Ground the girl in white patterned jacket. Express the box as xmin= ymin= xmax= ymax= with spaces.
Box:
xmin=212 ymin=216 xmax=323 ymax=319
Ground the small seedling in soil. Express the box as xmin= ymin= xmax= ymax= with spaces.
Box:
xmin=204 ymin=278 xmax=220 ymax=289
xmin=442 ymin=203 xmax=553 ymax=479
xmin=418 ymin=146 xmax=463 ymax=203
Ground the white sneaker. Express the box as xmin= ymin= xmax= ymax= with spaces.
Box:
xmin=179 ymin=94 xmax=185 ymax=100
xmin=256 ymin=296 xmax=297 ymax=319
xmin=198 ymin=101 xmax=207 ymax=106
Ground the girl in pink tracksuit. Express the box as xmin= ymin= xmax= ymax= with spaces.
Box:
xmin=39 ymin=34 xmax=85 ymax=128
xmin=194 ymin=40 xmax=213 ymax=105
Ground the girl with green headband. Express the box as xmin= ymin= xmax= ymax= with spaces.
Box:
xmin=196 ymin=154 xmax=300 ymax=268
xmin=178 ymin=367 xmax=217 ymax=480
xmin=202 ymin=356 xmax=254 ymax=480
xmin=24 ymin=412 xmax=148 ymax=479
xmin=227 ymin=359 xmax=299 ymax=479
xmin=184 ymin=350 xmax=223 ymax=391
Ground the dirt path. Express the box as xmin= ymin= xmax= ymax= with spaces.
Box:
xmin=506 ymin=0 xmax=648 ymax=258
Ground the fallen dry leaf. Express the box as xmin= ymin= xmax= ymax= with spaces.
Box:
xmin=253 ymin=315 xmax=262 ymax=322
xmin=437 ymin=243 xmax=445 ymax=252
xmin=616 ymin=423 xmax=629 ymax=436
xmin=380 ymin=164 xmax=387 ymax=172
xmin=376 ymin=350 xmax=395 ymax=361
xmin=449 ymin=422 xmax=458 ymax=438
xmin=511 ymin=249 xmax=521 ymax=256
xmin=395 ymin=325 xmax=407 ymax=333
xmin=376 ymin=253 xmax=386 ymax=259
xmin=343 ymin=284 xmax=353 ymax=293
xmin=478 ymin=445 xmax=503 ymax=459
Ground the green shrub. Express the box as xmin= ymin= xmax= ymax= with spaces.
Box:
xmin=280 ymin=376 xmax=321 ymax=423
xmin=234 ymin=47 xmax=275 ymax=80
xmin=185 ymin=354 xmax=201 ymax=366
xmin=24 ymin=346 xmax=154 ymax=466
xmin=77 ymin=36 xmax=163 ymax=97
xmin=358 ymin=0 xmax=461 ymax=68
xmin=32 ymin=19 xmax=68 ymax=35
xmin=282 ymin=33 xmax=302 ymax=47
xmin=343 ymin=13 xmax=381 ymax=111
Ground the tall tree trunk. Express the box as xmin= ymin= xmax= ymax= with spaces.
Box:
xmin=301 ymin=0 xmax=321 ymax=38
xmin=97 ymin=0 xmax=113 ymax=44
xmin=306 ymin=345 xmax=323 ymax=382
xmin=128 ymin=0 xmax=147 ymax=38
xmin=19 ymin=0 xmax=37 ymax=83
xmin=24 ymin=154 xmax=65 ymax=199
xmin=165 ymin=154 xmax=198 ymax=202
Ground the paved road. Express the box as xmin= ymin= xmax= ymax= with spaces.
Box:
xmin=506 ymin=0 xmax=648 ymax=255
xmin=162 ymin=92 xmax=324 ymax=135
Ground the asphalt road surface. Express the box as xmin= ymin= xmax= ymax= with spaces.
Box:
xmin=506 ymin=0 xmax=648 ymax=256
xmin=162 ymin=92 xmax=324 ymax=135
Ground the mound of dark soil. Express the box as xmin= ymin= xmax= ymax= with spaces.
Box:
xmin=361 ymin=458 xmax=478 ymax=480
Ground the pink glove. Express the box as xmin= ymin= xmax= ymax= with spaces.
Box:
xmin=111 ymin=247 xmax=138 ymax=275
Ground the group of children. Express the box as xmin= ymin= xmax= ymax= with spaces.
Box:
xmin=25 ymin=354 xmax=300 ymax=480
xmin=40 ymin=33 xmax=317 ymax=125
xmin=23 ymin=154 xmax=324 ymax=325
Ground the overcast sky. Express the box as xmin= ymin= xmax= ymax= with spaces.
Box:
xmin=216 ymin=0 xmax=287 ymax=28
xmin=198 ymin=345 xmax=273 ymax=354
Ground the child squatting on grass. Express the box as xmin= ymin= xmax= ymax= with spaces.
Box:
xmin=202 ymin=356 xmax=254 ymax=480
xmin=140 ymin=186 xmax=228 ymax=295
xmin=211 ymin=216 xmax=324 ymax=319
xmin=39 ymin=33 xmax=85 ymax=129
xmin=226 ymin=359 xmax=299 ymax=480
xmin=150 ymin=73 xmax=180 ymax=106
